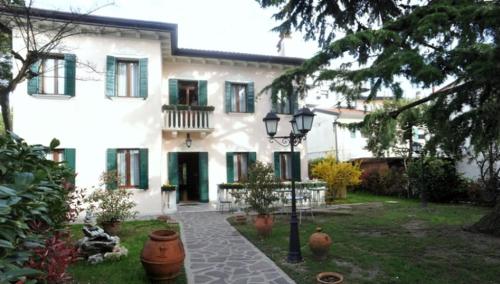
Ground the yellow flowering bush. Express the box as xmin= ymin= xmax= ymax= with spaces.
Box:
xmin=312 ymin=155 xmax=362 ymax=202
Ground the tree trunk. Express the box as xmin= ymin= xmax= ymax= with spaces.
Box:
xmin=467 ymin=201 xmax=500 ymax=237
xmin=0 ymin=91 xmax=12 ymax=132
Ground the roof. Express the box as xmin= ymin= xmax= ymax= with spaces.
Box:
xmin=0 ymin=7 xmax=305 ymax=66
xmin=314 ymin=107 xmax=367 ymax=118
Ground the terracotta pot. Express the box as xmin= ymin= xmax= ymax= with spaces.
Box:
xmin=309 ymin=227 xmax=332 ymax=260
xmin=141 ymin=230 xmax=185 ymax=282
xmin=254 ymin=214 xmax=274 ymax=237
xmin=317 ymin=272 xmax=344 ymax=284
xmin=101 ymin=221 xmax=121 ymax=236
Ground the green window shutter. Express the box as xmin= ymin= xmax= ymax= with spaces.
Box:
xmin=224 ymin=81 xmax=231 ymax=113
xmin=248 ymin=152 xmax=257 ymax=168
xmin=106 ymin=56 xmax=116 ymax=97
xmin=106 ymin=149 xmax=117 ymax=189
xmin=274 ymin=152 xmax=281 ymax=179
xmin=63 ymin=148 xmax=76 ymax=172
xmin=139 ymin=58 xmax=148 ymax=99
xmin=27 ymin=61 xmax=40 ymax=95
xmin=246 ymin=82 xmax=255 ymax=113
xmin=199 ymin=152 xmax=209 ymax=202
xmin=292 ymin=152 xmax=301 ymax=181
xmin=167 ymin=152 xmax=179 ymax=203
xmin=64 ymin=54 xmax=76 ymax=96
xmin=168 ymin=79 xmax=178 ymax=105
xmin=292 ymin=92 xmax=299 ymax=114
xmin=198 ymin=80 xmax=207 ymax=106
xmin=139 ymin=148 xmax=149 ymax=189
xmin=226 ymin=152 xmax=234 ymax=183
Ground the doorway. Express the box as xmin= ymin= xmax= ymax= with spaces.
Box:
xmin=167 ymin=152 xmax=209 ymax=203
xmin=178 ymin=153 xmax=199 ymax=202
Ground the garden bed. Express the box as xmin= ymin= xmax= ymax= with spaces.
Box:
xmin=230 ymin=193 xmax=500 ymax=283
xmin=69 ymin=220 xmax=186 ymax=284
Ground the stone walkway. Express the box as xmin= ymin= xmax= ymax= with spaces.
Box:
xmin=174 ymin=211 xmax=295 ymax=284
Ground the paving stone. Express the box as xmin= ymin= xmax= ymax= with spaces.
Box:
xmin=174 ymin=211 xmax=294 ymax=284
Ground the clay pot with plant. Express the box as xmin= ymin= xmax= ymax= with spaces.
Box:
xmin=317 ymin=272 xmax=344 ymax=284
xmin=244 ymin=162 xmax=279 ymax=237
xmin=85 ymin=171 xmax=138 ymax=235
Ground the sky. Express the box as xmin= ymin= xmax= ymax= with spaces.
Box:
xmin=32 ymin=0 xmax=320 ymax=59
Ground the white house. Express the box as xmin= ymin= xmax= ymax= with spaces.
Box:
xmin=6 ymin=8 xmax=309 ymax=215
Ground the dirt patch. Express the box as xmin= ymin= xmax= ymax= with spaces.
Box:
xmin=402 ymin=220 xmax=427 ymax=238
xmin=334 ymin=259 xmax=380 ymax=281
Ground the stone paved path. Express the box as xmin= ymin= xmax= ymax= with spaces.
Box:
xmin=174 ymin=211 xmax=295 ymax=284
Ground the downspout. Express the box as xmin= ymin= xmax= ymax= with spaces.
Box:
xmin=333 ymin=118 xmax=339 ymax=162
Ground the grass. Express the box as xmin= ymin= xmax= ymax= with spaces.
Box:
xmin=69 ymin=220 xmax=187 ymax=284
xmin=230 ymin=192 xmax=500 ymax=284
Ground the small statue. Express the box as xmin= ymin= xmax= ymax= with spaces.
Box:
xmin=84 ymin=210 xmax=97 ymax=227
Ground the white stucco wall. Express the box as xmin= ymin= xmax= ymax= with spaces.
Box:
xmin=161 ymin=62 xmax=308 ymax=210
xmin=307 ymin=111 xmax=372 ymax=161
xmin=11 ymin=31 xmax=164 ymax=215
xmin=10 ymin=30 xmax=308 ymax=215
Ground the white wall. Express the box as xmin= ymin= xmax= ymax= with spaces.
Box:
xmin=161 ymin=62 xmax=308 ymax=209
xmin=11 ymin=30 xmax=309 ymax=216
xmin=12 ymin=31 xmax=164 ymax=216
xmin=307 ymin=111 xmax=372 ymax=161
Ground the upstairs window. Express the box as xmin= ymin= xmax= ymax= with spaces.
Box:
xmin=230 ymin=83 xmax=248 ymax=113
xmin=178 ymin=80 xmax=199 ymax=106
xmin=28 ymin=54 xmax=76 ymax=97
xmin=40 ymin=56 xmax=65 ymax=95
xmin=116 ymin=60 xmax=139 ymax=97
xmin=47 ymin=149 xmax=65 ymax=162
xmin=224 ymin=81 xmax=254 ymax=113
xmin=273 ymin=91 xmax=298 ymax=115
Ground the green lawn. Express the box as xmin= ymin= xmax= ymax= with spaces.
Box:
xmin=231 ymin=193 xmax=500 ymax=284
xmin=69 ymin=220 xmax=187 ymax=284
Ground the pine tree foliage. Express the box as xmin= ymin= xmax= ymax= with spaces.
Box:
xmin=258 ymin=0 xmax=500 ymax=235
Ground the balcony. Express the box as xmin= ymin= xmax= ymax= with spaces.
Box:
xmin=162 ymin=105 xmax=214 ymax=136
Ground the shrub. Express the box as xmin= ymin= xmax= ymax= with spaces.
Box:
xmin=0 ymin=133 xmax=77 ymax=283
xmin=358 ymin=168 xmax=409 ymax=198
xmin=312 ymin=155 xmax=362 ymax=202
xmin=407 ymin=157 xmax=467 ymax=203
xmin=244 ymin=161 xmax=280 ymax=215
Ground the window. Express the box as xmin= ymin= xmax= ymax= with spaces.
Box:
xmin=116 ymin=60 xmax=139 ymax=97
xmin=40 ymin=56 xmax=65 ymax=95
xmin=276 ymin=91 xmax=291 ymax=114
xmin=350 ymin=129 xmax=357 ymax=138
xmin=117 ymin=149 xmax=141 ymax=188
xmin=224 ymin=81 xmax=254 ymax=113
xmin=279 ymin=153 xmax=293 ymax=181
xmin=230 ymin=83 xmax=247 ymax=112
xmin=47 ymin=149 xmax=65 ymax=162
xmin=233 ymin=153 xmax=249 ymax=182
xmin=178 ymin=80 xmax=199 ymax=105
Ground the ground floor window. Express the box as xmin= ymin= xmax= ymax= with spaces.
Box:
xmin=233 ymin=153 xmax=249 ymax=182
xmin=117 ymin=149 xmax=140 ymax=188
xmin=279 ymin=152 xmax=293 ymax=181
xmin=46 ymin=149 xmax=65 ymax=162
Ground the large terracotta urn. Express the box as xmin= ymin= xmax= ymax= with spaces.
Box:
xmin=254 ymin=214 xmax=274 ymax=237
xmin=140 ymin=230 xmax=185 ymax=282
xmin=309 ymin=227 xmax=332 ymax=260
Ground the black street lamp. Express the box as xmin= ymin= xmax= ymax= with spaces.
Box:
xmin=263 ymin=107 xmax=315 ymax=263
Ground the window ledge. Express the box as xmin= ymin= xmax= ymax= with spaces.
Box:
xmin=31 ymin=94 xmax=73 ymax=100
xmin=107 ymin=96 xmax=146 ymax=100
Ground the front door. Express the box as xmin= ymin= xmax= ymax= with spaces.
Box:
xmin=168 ymin=152 xmax=209 ymax=203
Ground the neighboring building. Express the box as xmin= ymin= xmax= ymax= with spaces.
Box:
xmin=7 ymin=9 xmax=308 ymax=215
xmin=307 ymin=107 xmax=373 ymax=161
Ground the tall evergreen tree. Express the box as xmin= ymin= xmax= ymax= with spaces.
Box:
xmin=258 ymin=0 xmax=500 ymax=235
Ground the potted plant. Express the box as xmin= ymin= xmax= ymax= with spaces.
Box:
xmin=85 ymin=172 xmax=138 ymax=235
xmin=244 ymin=161 xmax=279 ymax=237
xmin=161 ymin=183 xmax=176 ymax=192
xmin=317 ymin=272 xmax=344 ymax=284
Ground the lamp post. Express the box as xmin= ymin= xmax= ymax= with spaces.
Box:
xmin=263 ymin=107 xmax=315 ymax=263
xmin=412 ymin=142 xmax=427 ymax=208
